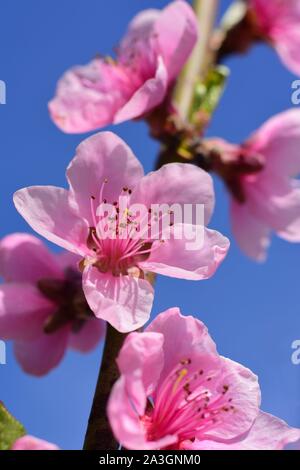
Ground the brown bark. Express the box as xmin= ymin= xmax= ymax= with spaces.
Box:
xmin=83 ymin=324 xmax=126 ymax=450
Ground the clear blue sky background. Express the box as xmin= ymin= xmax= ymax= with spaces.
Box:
xmin=0 ymin=0 xmax=300 ymax=450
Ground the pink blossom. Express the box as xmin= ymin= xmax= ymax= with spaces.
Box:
xmin=12 ymin=435 xmax=59 ymax=450
xmin=108 ymin=307 xmax=300 ymax=450
xmin=49 ymin=1 xmax=198 ymax=133
xmin=0 ymin=233 xmax=104 ymax=376
xmin=208 ymin=109 xmax=300 ymax=261
xmin=13 ymin=132 xmax=229 ymax=333
xmin=250 ymin=0 xmax=300 ymax=75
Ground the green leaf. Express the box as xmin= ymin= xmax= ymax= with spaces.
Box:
xmin=0 ymin=402 xmax=26 ymax=450
xmin=190 ymin=66 xmax=230 ymax=129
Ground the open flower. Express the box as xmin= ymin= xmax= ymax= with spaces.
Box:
xmin=12 ymin=436 xmax=59 ymax=450
xmin=207 ymin=109 xmax=300 ymax=261
xmin=49 ymin=1 xmax=198 ymax=133
xmin=0 ymin=233 xmax=104 ymax=376
xmin=14 ymin=132 xmax=229 ymax=332
xmin=108 ymin=307 xmax=300 ymax=450
xmin=249 ymin=0 xmax=300 ymax=76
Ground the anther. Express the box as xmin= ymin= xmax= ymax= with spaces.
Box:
xmin=180 ymin=359 xmax=191 ymax=365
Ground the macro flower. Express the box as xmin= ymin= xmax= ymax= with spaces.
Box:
xmin=207 ymin=109 xmax=300 ymax=261
xmin=12 ymin=436 xmax=59 ymax=450
xmin=0 ymin=233 xmax=104 ymax=376
xmin=108 ymin=307 xmax=300 ymax=450
xmin=49 ymin=0 xmax=198 ymax=133
xmin=249 ymin=0 xmax=300 ymax=76
xmin=14 ymin=132 xmax=229 ymax=333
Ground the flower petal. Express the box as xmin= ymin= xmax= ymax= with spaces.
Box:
xmin=119 ymin=9 xmax=160 ymax=56
xmin=249 ymin=109 xmax=300 ymax=177
xmin=82 ymin=267 xmax=154 ymax=333
xmin=67 ymin=132 xmax=144 ymax=224
xmin=146 ymin=307 xmax=219 ymax=386
xmin=185 ymin=411 xmax=300 ymax=450
xmin=14 ymin=326 xmax=69 ymax=376
xmin=246 ymin=180 xmax=300 ymax=241
xmin=276 ymin=184 xmax=300 ymax=241
xmin=0 ymin=283 xmax=53 ymax=341
xmin=117 ymin=331 xmax=164 ymax=414
xmin=68 ymin=318 xmax=105 ymax=353
xmin=154 ymin=0 xmax=198 ymax=80
xmin=231 ymin=200 xmax=271 ymax=261
xmin=239 ymin=411 xmax=300 ymax=450
xmin=202 ymin=357 xmax=261 ymax=441
xmin=273 ymin=26 xmax=300 ymax=77
xmin=140 ymin=225 xmax=229 ymax=280
xmin=49 ymin=58 xmax=131 ymax=133
xmin=12 ymin=436 xmax=59 ymax=450
xmin=56 ymin=250 xmax=81 ymax=272
xmin=108 ymin=376 xmax=177 ymax=450
xmin=13 ymin=186 xmax=88 ymax=255
xmin=130 ymin=163 xmax=215 ymax=225
xmin=0 ymin=233 xmax=63 ymax=283
xmin=250 ymin=0 xmax=300 ymax=75
xmin=114 ymin=56 xmax=168 ymax=124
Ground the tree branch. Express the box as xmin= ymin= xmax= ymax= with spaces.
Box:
xmin=83 ymin=324 xmax=125 ymax=450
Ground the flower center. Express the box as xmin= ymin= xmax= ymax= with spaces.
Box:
xmin=83 ymin=179 xmax=168 ymax=277
xmin=143 ymin=358 xmax=235 ymax=447
xmin=38 ymin=268 xmax=93 ymax=334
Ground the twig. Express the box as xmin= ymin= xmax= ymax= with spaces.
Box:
xmin=83 ymin=324 xmax=125 ymax=450
xmin=174 ymin=0 xmax=219 ymax=121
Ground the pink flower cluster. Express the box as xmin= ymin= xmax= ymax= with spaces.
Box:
xmin=2 ymin=0 xmax=300 ymax=453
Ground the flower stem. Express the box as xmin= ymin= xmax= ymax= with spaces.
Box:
xmin=83 ymin=324 xmax=126 ymax=450
xmin=174 ymin=0 xmax=219 ymax=121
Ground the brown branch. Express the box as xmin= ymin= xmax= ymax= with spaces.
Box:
xmin=83 ymin=324 xmax=126 ymax=450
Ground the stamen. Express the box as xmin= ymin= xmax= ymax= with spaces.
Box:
xmin=172 ymin=368 xmax=188 ymax=393
xmin=90 ymin=196 xmax=98 ymax=229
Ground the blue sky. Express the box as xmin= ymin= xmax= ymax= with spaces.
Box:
xmin=0 ymin=0 xmax=300 ymax=449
